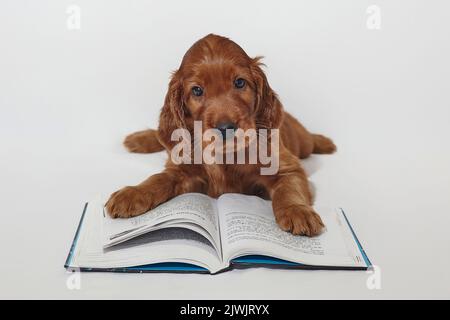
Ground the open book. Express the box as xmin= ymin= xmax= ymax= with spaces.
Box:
xmin=65 ymin=193 xmax=371 ymax=274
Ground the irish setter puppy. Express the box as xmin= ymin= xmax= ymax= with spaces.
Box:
xmin=106 ymin=34 xmax=336 ymax=236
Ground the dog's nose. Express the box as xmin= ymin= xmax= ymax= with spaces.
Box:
xmin=216 ymin=122 xmax=237 ymax=139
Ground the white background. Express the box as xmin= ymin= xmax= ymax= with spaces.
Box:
xmin=1 ymin=0 xmax=449 ymax=299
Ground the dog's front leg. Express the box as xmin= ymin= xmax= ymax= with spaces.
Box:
xmin=266 ymin=166 xmax=324 ymax=236
xmin=106 ymin=166 xmax=205 ymax=218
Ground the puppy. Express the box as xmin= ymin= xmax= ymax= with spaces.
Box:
xmin=106 ymin=34 xmax=336 ymax=236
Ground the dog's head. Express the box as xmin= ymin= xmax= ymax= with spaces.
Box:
xmin=158 ymin=34 xmax=283 ymax=150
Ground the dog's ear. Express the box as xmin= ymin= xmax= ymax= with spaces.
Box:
xmin=251 ymin=57 xmax=283 ymax=129
xmin=157 ymin=71 xmax=188 ymax=149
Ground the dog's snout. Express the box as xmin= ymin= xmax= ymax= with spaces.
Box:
xmin=216 ymin=122 xmax=237 ymax=139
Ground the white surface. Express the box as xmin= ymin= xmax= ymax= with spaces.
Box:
xmin=1 ymin=0 xmax=450 ymax=299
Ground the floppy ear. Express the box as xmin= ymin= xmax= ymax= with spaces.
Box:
xmin=157 ymin=71 xmax=188 ymax=150
xmin=250 ymin=57 xmax=283 ymax=129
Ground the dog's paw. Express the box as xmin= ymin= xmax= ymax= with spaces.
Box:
xmin=123 ymin=131 xmax=148 ymax=153
xmin=106 ymin=186 xmax=152 ymax=218
xmin=123 ymin=129 xmax=163 ymax=153
xmin=275 ymin=205 xmax=324 ymax=236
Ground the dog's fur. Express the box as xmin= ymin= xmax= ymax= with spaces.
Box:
xmin=106 ymin=34 xmax=336 ymax=236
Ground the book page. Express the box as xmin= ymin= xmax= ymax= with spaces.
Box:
xmin=217 ymin=193 xmax=366 ymax=267
xmin=70 ymin=199 xmax=224 ymax=273
xmin=102 ymin=193 xmax=221 ymax=255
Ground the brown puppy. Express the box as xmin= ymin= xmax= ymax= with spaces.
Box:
xmin=106 ymin=34 xmax=336 ymax=236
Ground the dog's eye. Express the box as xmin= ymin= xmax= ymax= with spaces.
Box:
xmin=234 ymin=78 xmax=246 ymax=89
xmin=192 ymin=86 xmax=203 ymax=96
